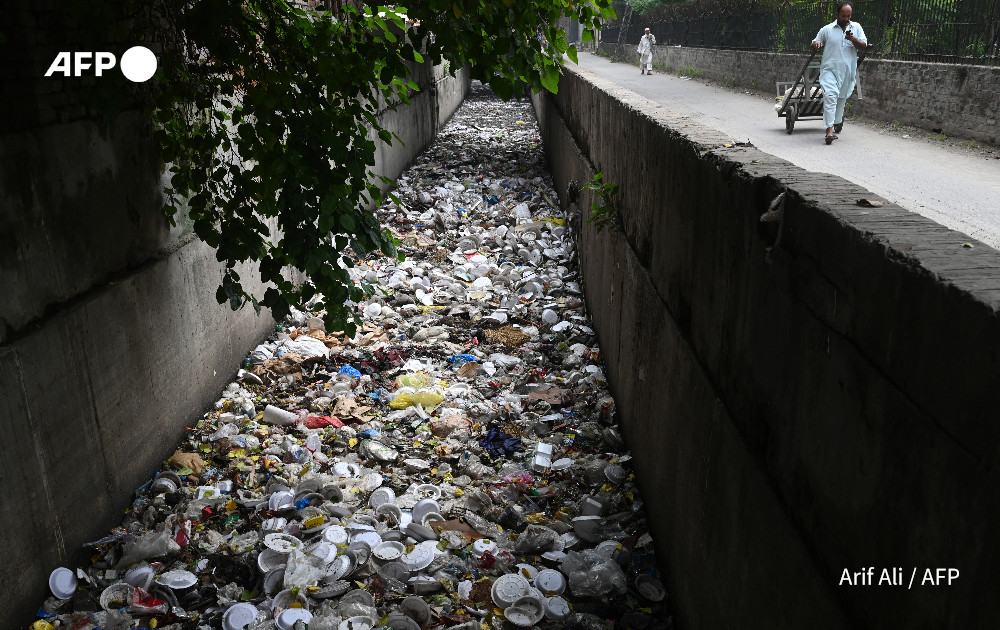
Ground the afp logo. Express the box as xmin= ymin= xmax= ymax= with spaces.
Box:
xmin=44 ymin=46 xmax=157 ymax=83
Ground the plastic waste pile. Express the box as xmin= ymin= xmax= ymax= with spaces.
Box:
xmin=32 ymin=82 xmax=671 ymax=630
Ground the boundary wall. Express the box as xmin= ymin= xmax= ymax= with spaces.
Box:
xmin=0 ymin=26 xmax=470 ymax=626
xmin=596 ymin=43 xmax=1000 ymax=144
xmin=532 ymin=65 xmax=1000 ymax=628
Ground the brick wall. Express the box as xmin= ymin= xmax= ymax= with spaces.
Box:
xmin=597 ymin=43 xmax=1000 ymax=143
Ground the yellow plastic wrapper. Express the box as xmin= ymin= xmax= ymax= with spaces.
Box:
xmin=395 ymin=372 xmax=432 ymax=389
xmin=389 ymin=391 xmax=444 ymax=411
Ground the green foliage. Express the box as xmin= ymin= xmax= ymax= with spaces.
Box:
xmin=677 ymin=64 xmax=704 ymax=77
xmin=142 ymin=0 xmax=615 ymax=335
xmin=584 ymin=173 xmax=622 ymax=234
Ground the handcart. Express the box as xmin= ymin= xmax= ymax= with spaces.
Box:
xmin=775 ymin=50 xmax=823 ymax=134
xmin=776 ymin=47 xmax=869 ymax=134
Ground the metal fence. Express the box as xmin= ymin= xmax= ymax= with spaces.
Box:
xmin=602 ymin=0 xmax=1000 ymax=64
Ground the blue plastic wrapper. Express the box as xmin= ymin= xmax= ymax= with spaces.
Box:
xmin=368 ymin=388 xmax=392 ymax=402
xmin=482 ymin=194 xmax=501 ymax=206
xmin=358 ymin=429 xmax=380 ymax=438
xmin=295 ymin=498 xmax=311 ymax=510
xmin=448 ymin=354 xmax=478 ymax=365
xmin=479 ymin=427 xmax=523 ymax=459
xmin=339 ymin=365 xmax=362 ymax=378
xmin=36 ymin=606 xmax=55 ymax=618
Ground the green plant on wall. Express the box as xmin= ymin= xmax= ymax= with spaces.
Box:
xmin=126 ymin=0 xmax=616 ymax=334
xmin=584 ymin=173 xmax=623 ymax=233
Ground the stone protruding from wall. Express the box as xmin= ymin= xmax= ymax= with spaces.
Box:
xmin=532 ymin=65 xmax=1000 ymax=629
xmin=0 ymin=41 xmax=469 ymax=630
xmin=597 ymin=43 xmax=999 ymax=144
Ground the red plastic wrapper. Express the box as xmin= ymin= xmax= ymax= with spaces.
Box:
xmin=304 ymin=415 xmax=344 ymax=429
xmin=129 ymin=587 xmax=168 ymax=615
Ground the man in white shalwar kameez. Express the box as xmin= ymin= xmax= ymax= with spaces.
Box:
xmin=637 ymin=28 xmax=656 ymax=75
xmin=811 ymin=2 xmax=867 ymax=144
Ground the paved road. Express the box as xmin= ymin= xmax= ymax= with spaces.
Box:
xmin=575 ymin=52 xmax=1000 ymax=250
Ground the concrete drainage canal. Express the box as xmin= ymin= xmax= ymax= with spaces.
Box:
xmin=28 ymin=81 xmax=673 ymax=630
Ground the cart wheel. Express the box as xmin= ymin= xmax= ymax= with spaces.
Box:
xmin=785 ymin=106 xmax=797 ymax=134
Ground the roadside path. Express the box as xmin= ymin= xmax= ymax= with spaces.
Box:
xmin=575 ymin=51 xmax=1000 ymax=250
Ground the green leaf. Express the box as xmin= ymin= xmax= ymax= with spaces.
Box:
xmin=413 ymin=50 xmax=424 ymax=63
xmin=567 ymin=44 xmax=578 ymax=64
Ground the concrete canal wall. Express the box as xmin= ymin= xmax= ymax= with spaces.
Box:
xmin=533 ymin=65 xmax=1000 ymax=629
xmin=0 ymin=23 xmax=469 ymax=625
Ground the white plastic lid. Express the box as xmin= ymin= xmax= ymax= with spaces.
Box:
xmin=369 ymin=487 xmax=396 ymax=508
xmin=550 ymin=458 xmax=573 ymax=471
xmin=515 ymin=563 xmax=538 ymax=580
xmin=636 ymin=574 xmax=667 ymax=601
xmin=491 ymin=573 xmax=530 ymax=607
xmin=373 ymin=541 xmax=405 ymax=561
xmin=362 ymin=472 xmax=384 ymax=491
xmin=400 ymin=595 xmax=432 ymax=625
xmin=48 ymin=567 xmax=78 ymax=599
xmin=411 ymin=498 xmax=440 ymax=523
xmin=263 ymin=533 xmax=302 ymax=553
xmin=333 ymin=462 xmax=361 ymax=477
xmin=351 ymin=530 xmax=383 ymax=548
xmin=275 ymin=608 xmax=313 ymax=630
xmin=122 ymin=566 xmax=154 ymax=589
xmin=544 ymin=596 xmax=571 ymax=620
xmin=257 ymin=549 xmax=289 ymax=573
xmin=571 ymin=515 xmax=603 ymax=542
xmin=472 ymin=538 xmax=497 ymax=558
xmin=402 ymin=543 xmax=434 ymax=571
xmin=415 ymin=483 xmax=442 ymax=500
xmin=323 ymin=525 xmax=349 ymax=545
xmin=329 ymin=555 xmax=355 ymax=580
xmin=377 ymin=561 xmax=410 ymax=582
xmin=339 ymin=615 xmax=377 ymax=630
xmin=155 ymin=569 xmax=197 ymax=589
xmin=223 ymin=603 xmax=259 ymax=630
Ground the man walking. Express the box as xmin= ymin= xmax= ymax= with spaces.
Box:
xmin=811 ymin=3 xmax=867 ymax=144
xmin=638 ymin=28 xmax=656 ymax=75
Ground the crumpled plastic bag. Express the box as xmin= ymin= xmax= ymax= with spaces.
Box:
xmin=304 ymin=415 xmax=345 ymax=429
xmin=561 ymin=549 xmax=627 ymax=596
xmin=395 ymin=372 xmax=433 ymax=389
xmin=479 ymin=427 xmax=522 ymax=459
xmin=117 ymin=529 xmax=181 ymax=568
xmin=412 ymin=326 xmax=449 ymax=342
xmin=431 ymin=413 xmax=472 ymax=438
xmin=129 ymin=587 xmax=168 ymax=615
xmin=283 ymin=548 xmax=327 ymax=589
xmin=514 ymin=524 xmax=560 ymax=554
xmin=279 ymin=334 xmax=330 ymax=359
xmin=168 ymin=451 xmax=206 ymax=474
xmin=390 ymin=390 xmax=444 ymax=411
